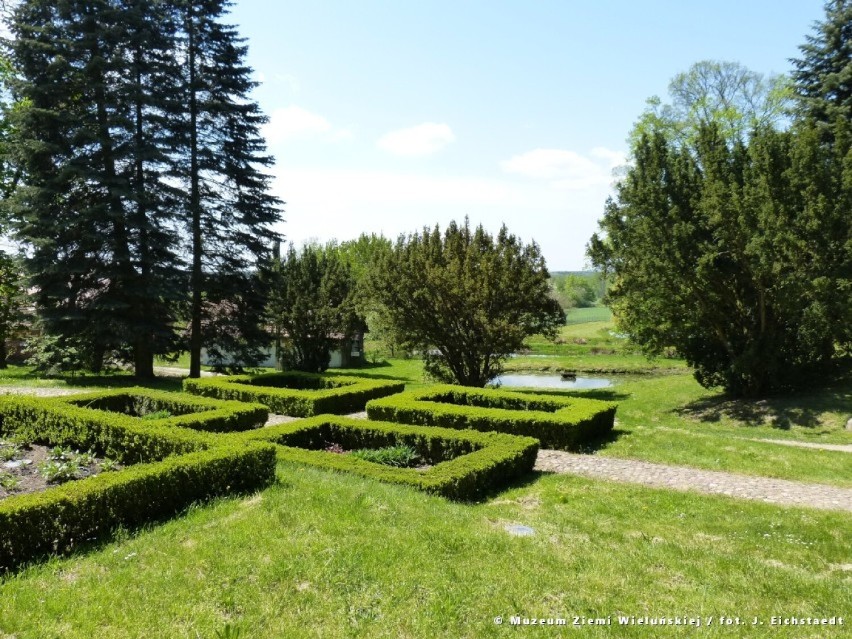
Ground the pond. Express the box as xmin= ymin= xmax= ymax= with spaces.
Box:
xmin=492 ymin=374 xmax=613 ymax=389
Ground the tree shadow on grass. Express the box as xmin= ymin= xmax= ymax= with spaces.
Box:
xmin=675 ymin=384 xmax=851 ymax=431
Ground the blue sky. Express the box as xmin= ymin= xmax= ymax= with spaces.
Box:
xmin=229 ymin=0 xmax=827 ymax=270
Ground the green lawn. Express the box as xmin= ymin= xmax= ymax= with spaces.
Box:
xmin=593 ymin=375 xmax=852 ymax=487
xmin=1 ymin=344 xmax=850 ymax=636
xmin=0 ymin=463 xmax=848 ymax=638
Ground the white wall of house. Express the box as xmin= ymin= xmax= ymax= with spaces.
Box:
xmin=201 ymin=345 xmax=347 ymax=369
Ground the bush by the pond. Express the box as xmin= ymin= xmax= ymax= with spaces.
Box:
xmin=230 ymin=415 xmax=539 ymax=500
xmin=366 ymin=385 xmax=616 ymax=450
xmin=0 ymin=394 xmax=276 ymax=572
xmin=183 ymin=371 xmax=405 ymax=416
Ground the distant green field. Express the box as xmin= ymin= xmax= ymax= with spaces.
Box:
xmin=564 ymin=306 xmax=612 ymax=325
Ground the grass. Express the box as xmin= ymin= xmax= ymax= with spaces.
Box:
xmin=0 ymin=315 xmax=849 ymax=636
xmin=589 ymin=375 xmax=852 ymax=487
xmin=509 ymin=308 xmax=687 ymax=374
xmin=0 ymin=463 xmax=848 ymax=638
xmin=563 ymin=306 xmax=613 ymax=324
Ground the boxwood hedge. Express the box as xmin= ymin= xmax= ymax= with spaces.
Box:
xmin=56 ymin=387 xmax=268 ymax=433
xmin=365 ymin=385 xmax=617 ymax=450
xmin=229 ymin=415 xmax=539 ymax=501
xmin=183 ymin=371 xmax=405 ymax=416
xmin=0 ymin=393 xmax=276 ymax=571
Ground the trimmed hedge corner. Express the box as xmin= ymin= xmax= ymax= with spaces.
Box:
xmin=183 ymin=371 xmax=405 ymax=416
xmin=56 ymin=387 xmax=268 ymax=433
xmin=230 ymin=415 xmax=539 ymax=501
xmin=365 ymin=385 xmax=617 ymax=450
xmin=0 ymin=394 xmax=276 ymax=572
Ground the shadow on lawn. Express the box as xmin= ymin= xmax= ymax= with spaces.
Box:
xmin=476 ymin=469 xmax=549 ymax=503
xmin=675 ymin=384 xmax=851 ymax=431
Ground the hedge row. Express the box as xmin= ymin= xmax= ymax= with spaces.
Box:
xmin=230 ymin=415 xmax=539 ymax=501
xmin=57 ymin=387 xmax=268 ymax=433
xmin=0 ymin=394 xmax=206 ymax=463
xmin=0 ymin=392 xmax=276 ymax=571
xmin=365 ymin=385 xmax=617 ymax=450
xmin=183 ymin=371 xmax=405 ymax=416
xmin=0 ymin=442 xmax=275 ymax=571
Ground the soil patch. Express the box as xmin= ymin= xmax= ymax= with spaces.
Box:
xmin=0 ymin=439 xmax=122 ymax=500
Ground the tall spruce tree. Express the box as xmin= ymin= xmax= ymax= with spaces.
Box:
xmin=5 ymin=0 xmax=280 ymax=377
xmin=6 ymin=0 xmax=184 ymax=377
xmin=177 ymin=0 xmax=282 ymax=378
xmin=791 ymin=0 xmax=852 ymax=125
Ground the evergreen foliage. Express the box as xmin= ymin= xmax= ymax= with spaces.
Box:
xmin=266 ymin=243 xmax=361 ymax=373
xmin=366 ymin=220 xmax=565 ymax=387
xmin=176 ymin=0 xmax=282 ymax=378
xmin=589 ymin=122 xmax=851 ymax=397
xmin=3 ymin=0 xmax=281 ymax=378
xmin=0 ymin=251 xmax=27 ymax=368
xmin=791 ymin=0 xmax=852 ymax=125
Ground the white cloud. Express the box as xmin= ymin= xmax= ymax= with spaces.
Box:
xmin=590 ymin=146 xmax=627 ymax=169
xmin=263 ymin=106 xmax=350 ymax=144
xmin=269 ymin=166 xmax=611 ymax=270
xmin=501 ymin=147 xmax=626 ymax=191
xmin=376 ymin=122 xmax=455 ymax=157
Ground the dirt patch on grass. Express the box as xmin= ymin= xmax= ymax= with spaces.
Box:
xmin=0 ymin=439 xmax=122 ymax=500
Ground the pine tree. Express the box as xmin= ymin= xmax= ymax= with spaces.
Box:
xmin=791 ymin=0 xmax=852 ymax=125
xmin=176 ymin=0 xmax=282 ymax=378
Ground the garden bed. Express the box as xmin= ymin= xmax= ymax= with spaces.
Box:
xmin=55 ymin=387 xmax=268 ymax=433
xmin=0 ymin=394 xmax=276 ymax=572
xmin=366 ymin=385 xmax=617 ymax=450
xmin=0 ymin=439 xmax=122 ymax=500
xmin=231 ymin=415 xmax=539 ymax=500
xmin=183 ymin=371 xmax=405 ymax=416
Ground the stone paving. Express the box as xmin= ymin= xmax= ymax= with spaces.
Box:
xmin=264 ymin=414 xmax=301 ymax=426
xmin=749 ymin=438 xmax=852 ymax=453
xmin=0 ymin=386 xmax=84 ymax=397
xmin=535 ymin=450 xmax=852 ymax=512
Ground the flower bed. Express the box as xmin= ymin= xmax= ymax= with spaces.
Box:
xmin=56 ymin=387 xmax=268 ymax=433
xmin=230 ymin=415 xmax=539 ymax=501
xmin=0 ymin=394 xmax=275 ymax=572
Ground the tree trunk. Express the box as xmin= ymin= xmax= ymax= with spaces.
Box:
xmin=187 ymin=4 xmax=203 ymax=379
xmin=134 ymin=334 xmax=154 ymax=379
xmin=133 ymin=43 xmax=155 ymax=380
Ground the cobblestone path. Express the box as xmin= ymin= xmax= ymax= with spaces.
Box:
xmin=748 ymin=438 xmax=852 ymax=453
xmin=535 ymin=450 xmax=852 ymax=512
